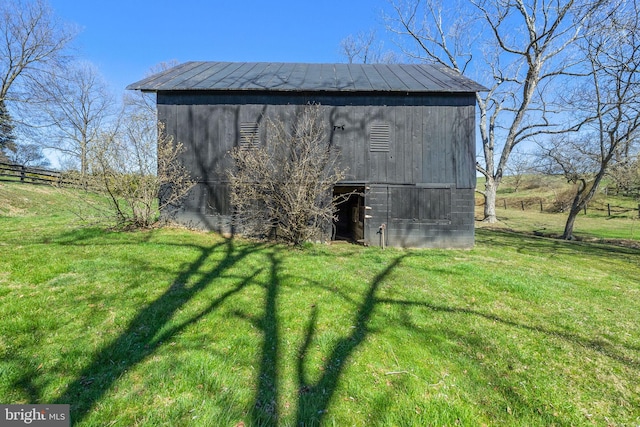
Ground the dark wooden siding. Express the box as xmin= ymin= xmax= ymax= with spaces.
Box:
xmin=391 ymin=186 xmax=452 ymax=221
xmin=365 ymin=185 xmax=389 ymax=247
xmin=157 ymin=91 xmax=476 ymax=248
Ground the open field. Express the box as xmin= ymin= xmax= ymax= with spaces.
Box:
xmin=476 ymin=175 xmax=640 ymax=244
xmin=1 ymin=181 xmax=639 ymax=426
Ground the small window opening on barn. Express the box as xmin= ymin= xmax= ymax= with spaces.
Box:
xmin=369 ymin=123 xmax=390 ymax=152
xmin=239 ymin=122 xmax=260 ymax=149
xmin=333 ymin=185 xmax=365 ymax=243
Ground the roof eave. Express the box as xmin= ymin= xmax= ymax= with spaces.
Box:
xmin=126 ymin=86 xmax=485 ymax=95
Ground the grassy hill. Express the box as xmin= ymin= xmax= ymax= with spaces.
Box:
xmin=1 ymin=181 xmax=639 ymax=426
xmin=476 ymin=175 xmax=640 ymax=244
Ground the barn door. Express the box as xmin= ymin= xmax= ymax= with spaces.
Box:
xmin=333 ymin=186 xmax=365 ymax=243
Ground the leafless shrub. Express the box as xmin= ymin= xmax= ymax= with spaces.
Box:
xmin=85 ymin=120 xmax=195 ymax=229
xmin=227 ymin=104 xmax=347 ymax=245
xmin=547 ymin=187 xmax=579 ymax=213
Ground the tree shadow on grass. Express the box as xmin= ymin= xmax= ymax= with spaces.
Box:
xmin=243 ymin=252 xmax=407 ymax=426
xmin=293 ymin=255 xmax=407 ymax=426
xmin=53 ymin=236 xmax=265 ymax=425
xmin=249 ymin=252 xmax=281 ymax=426
xmin=8 ymin=357 xmax=42 ymax=404
xmin=382 ymin=295 xmax=639 ymax=425
xmin=477 ymin=228 xmax=640 ymax=265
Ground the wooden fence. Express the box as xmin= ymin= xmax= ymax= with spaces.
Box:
xmin=0 ymin=161 xmax=85 ymax=188
xmin=476 ymin=196 xmax=640 ymax=218
xmin=0 ymin=161 xmax=63 ymax=185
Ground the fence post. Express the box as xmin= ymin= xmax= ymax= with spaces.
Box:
xmin=504 ymin=199 xmax=507 ymax=209
xmin=540 ymin=200 xmax=543 ymax=212
xmin=584 ymin=204 xmax=587 ymax=215
xmin=638 ymin=204 xmax=640 ymax=218
xmin=521 ymin=200 xmax=525 ymax=211
xmin=607 ymin=203 xmax=611 ymax=217
xmin=20 ymin=165 xmax=25 ymax=182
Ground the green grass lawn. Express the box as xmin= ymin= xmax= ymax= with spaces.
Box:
xmin=477 ymin=175 xmax=640 ymax=243
xmin=476 ymin=207 xmax=640 ymax=243
xmin=1 ymin=182 xmax=639 ymax=426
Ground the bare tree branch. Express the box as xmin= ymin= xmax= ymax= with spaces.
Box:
xmin=538 ymin=0 xmax=640 ymax=239
xmin=0 ymin=0 xmax=76 ymax=103
xmin=28 ymin=61 xmax=115 ymax=175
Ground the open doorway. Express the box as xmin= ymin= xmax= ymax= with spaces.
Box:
xmin=333 ymin=186 xmax=365 ymax=243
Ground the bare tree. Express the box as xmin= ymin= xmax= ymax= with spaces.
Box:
xmin=114 ymin=59 xmax=179 ymax=167
xmin=72 ymin=61 xmax=193 ymax=229
xmin=227 ymin=104 xmax=348 ymax=245
xmin=119 ymin=59 xmax=179 ymax=152
xmin=8 ymin=142 xmax=50 ymax=167
xmin=0 ymin=0 xmax=75 ymax=107
xmin=539 ymin=0 xmax=640 ymax=239
xmin=386 ymin=0 xmax=602 ymax=222
xmin=340 ymin=30 xmax=398 ymax=64
xmin=30 ymin=61 xmax=115 ymax=175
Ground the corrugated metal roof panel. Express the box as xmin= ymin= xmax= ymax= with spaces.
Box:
xmin=375 ymin=65 xmax=408 ymax=91
xmin=283 ymin=63 xmax=309 ymax=90
xmin=127 ymin=61 xmax=487 ymax=93
xmin=347 ymin=63 xmax=372 ymax=91
xmin=361 ymin=65 xmax=391 ymax=91
xmin=387 ymin=65 xmax=430 ymax=91
xmin=191 ymin=62 xmax=235 ymax=89
xmin=333 ymin=64 xmax=355 ymax=91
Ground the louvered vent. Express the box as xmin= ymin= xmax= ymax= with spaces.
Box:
xmin=370 ymin=123 xmax=390 ymax=152
xmin=239 ymin=122 xmax=260 ymax=149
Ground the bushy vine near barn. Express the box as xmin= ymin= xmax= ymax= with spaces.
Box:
xmin=227 ymin=104 xmax=347 ymax=245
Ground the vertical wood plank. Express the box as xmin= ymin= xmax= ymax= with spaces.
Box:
xmin=423 ymin=106 xmax=434 ymax=183
xmin=412 ymin=106 xmax=423 ymax=184
xmin=388 ymin=107 xmax=397 ymax=183
xmin=393 ymin=106 xmax=406 ymax=184
xmin=403 ymin=107 xmax=413 ymax=184
xmin=444 ymin=106 xmax=454 ymax=183
xmin=355 ymin=106 xmax=366 ymax=181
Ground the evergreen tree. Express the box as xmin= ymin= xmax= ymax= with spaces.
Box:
xmin=0 ymin=100 xmax=16 ymax=162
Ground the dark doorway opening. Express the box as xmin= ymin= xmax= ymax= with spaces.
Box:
xmin=333 ymin=186 xmax=365 ymax=243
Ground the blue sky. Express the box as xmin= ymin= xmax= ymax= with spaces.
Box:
xmin=48 ymin=0 xmax=391 ymax=92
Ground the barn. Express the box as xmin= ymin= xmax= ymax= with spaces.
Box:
xmin=127 ymin=61 xmax=485 ymax=248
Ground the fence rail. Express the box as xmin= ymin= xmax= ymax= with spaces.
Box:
xmin=475 ymin=196 xmax=640 ymax=218
xmin=0 ymin=162 xmax=87 ymax=188
xmin=0 ymin=161 xmax=63 ymax=184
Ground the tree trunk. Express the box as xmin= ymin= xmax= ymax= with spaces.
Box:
xmin=483 ymin=177 xmax=498 ymax=223
xmin=562 ymin=179 xmax=587 ymax=240
xmin=562 ymin=207 xmax=580 ymax=240
xmin=562 ymin=168 xmax=610 ymax=240
xmin=81 ymin=138 xmax=87 ymax=177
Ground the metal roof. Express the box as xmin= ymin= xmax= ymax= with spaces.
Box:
xmin=127 ymin=61 xmax=487 ymax=93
